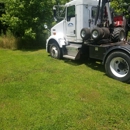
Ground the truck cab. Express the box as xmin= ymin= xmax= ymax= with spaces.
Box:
xmin=46 ymin=0 xmax=130 ymax=83
xmin=60 ymin=0 xmax=98 ymax=42
xmin=46 ymin=0 xmax=99 ymax=53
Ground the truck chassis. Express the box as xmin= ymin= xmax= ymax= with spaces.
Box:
xmin=49 ymin=40 xmax=130 ymax=83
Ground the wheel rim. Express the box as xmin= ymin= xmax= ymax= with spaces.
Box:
xmin=81 ymin=30 xmax=86 ymax=38
xmin=51 ymin=46 xmax=58 ymax=58
xmin=92 ymin=30 xmax=98 ymax=39
xmin=120 ymin=31 xmax=125 ymax=41
xmin=110 ymin=57 xmax=129 ymax=78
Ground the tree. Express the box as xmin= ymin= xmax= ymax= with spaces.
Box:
xmin=1 ymin=0 xmax=54 ymax=40
xmin=111 ymin=0 xmax=130 ymax=17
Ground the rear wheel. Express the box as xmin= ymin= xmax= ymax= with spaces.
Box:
xmin=91 ymin=27 xmax=104 ymax=41
xmin=105 ymin=51 xmax=130 ymax=82
xmin=111 ymin=27 xmax=125 ymax=42
xmin=80 ymin=28 xmax=91 ymax=40
xmin=50 ymin=43 xmax=62 ymax=59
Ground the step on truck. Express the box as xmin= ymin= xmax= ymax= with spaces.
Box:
xmin=46 ymin=0 xmax=130 ymax=83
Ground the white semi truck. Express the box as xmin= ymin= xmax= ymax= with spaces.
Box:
xmin=46 ymin=0 xmax=130 ymax=83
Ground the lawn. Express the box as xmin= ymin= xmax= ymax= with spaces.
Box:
xmin=0 ymin=49 xmax=130 ymax=130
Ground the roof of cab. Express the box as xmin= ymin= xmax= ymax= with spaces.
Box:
xmin=65 ymin=0 xmax=99 ymax=7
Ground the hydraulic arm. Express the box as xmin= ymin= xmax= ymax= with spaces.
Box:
xmin=96 ymin=0 xmax=112 ymax=27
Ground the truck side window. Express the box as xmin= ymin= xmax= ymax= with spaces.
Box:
xmin=67 ymin=5 xmax=75 ymax=21
xmin=92 ymin=7 xmax=97 ymax=18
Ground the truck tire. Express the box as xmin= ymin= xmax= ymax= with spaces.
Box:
xmin=102 ymin=27 xmax=110 ymax=39
xmin=105 ymin=51 xmax=130 ymax=82
xmin=80 ymin=28 xmax=91 ymax=40
xmin=91 ymin=27 xmax=104 ymax=41
xmin=50 ymin=43 xmax=62 ymax=59
xmin=111 ymin=27 xmax=125 ymax=42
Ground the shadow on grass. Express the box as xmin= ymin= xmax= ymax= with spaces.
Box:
xmin=64 ymin=57 xmax=105 ymax=73
xmin=47 ymin=54 xmax=105 ymax=73
xmin=64 ymin=58 xmax=130 ymax=84
xmin=13 ymin=37 xmax=46 ymax=51
xmin=15 ymin=43 xmax=46 ymax=52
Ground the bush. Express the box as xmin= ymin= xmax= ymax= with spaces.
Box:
xmin=0 ymin=30 xmax=47 ymax=50
xmin=0 ymin=31 xmax=20 ymax=50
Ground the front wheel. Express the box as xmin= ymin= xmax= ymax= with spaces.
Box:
xmin=50 ymin=43 xmax=62 ymax=59
xmin=105 ymin=51 xmax=130 ymax=82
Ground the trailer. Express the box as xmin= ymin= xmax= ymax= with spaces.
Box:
xmin=46 ymin=0 xmax=130 ymax=83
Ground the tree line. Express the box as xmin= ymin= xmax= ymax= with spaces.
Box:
xmin=0 ymin=0 xmax=69 ymax=43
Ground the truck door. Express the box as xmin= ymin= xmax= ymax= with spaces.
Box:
xmin=66 ymin=5 xmax=76 ymax=41
xmin=89 ymin=6 xmax=98 ymax=29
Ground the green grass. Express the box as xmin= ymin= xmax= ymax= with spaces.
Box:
xmin=0 ymin=49 xmax=130 ymax=130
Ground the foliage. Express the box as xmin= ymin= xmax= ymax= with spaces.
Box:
xmin=111 ymin=0 xmax=130 ymax=17
xmin=0 ymin=0 xmax=71 ymax=49
xmin=0 ymin=30 xmax=20 ymax=49
xmin=55 ymin=0 xmax=70 ymax=5
xmin=0 ymin=0 xmax=70 ymax=47
xmin=0 ymin=0 xmax=54 ymax=40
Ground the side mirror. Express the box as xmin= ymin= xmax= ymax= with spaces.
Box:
xmin=53 ymin=6 xmax=56 ymax=18
xmin=44 ymin=24 xmax=50 ymax=37
xmin=53 ymin=6 xmax=57 ymax=21
xmin=44 ymin=24 xmax=48 ymax=29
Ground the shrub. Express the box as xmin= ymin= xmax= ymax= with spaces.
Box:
xmin=0 ymin=30 xmax=47 ymax=50
xmin=0 ymin=30 xmax=20 ymax=50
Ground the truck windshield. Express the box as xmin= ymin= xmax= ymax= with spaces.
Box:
xmin=54 ymin=5 xmax=66 ymax=21
xmin=92 ymin=7 xmax=98 ymax=18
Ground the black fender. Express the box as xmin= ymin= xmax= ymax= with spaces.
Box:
xmin=102 ymin=44 xmax=130 ymax=65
